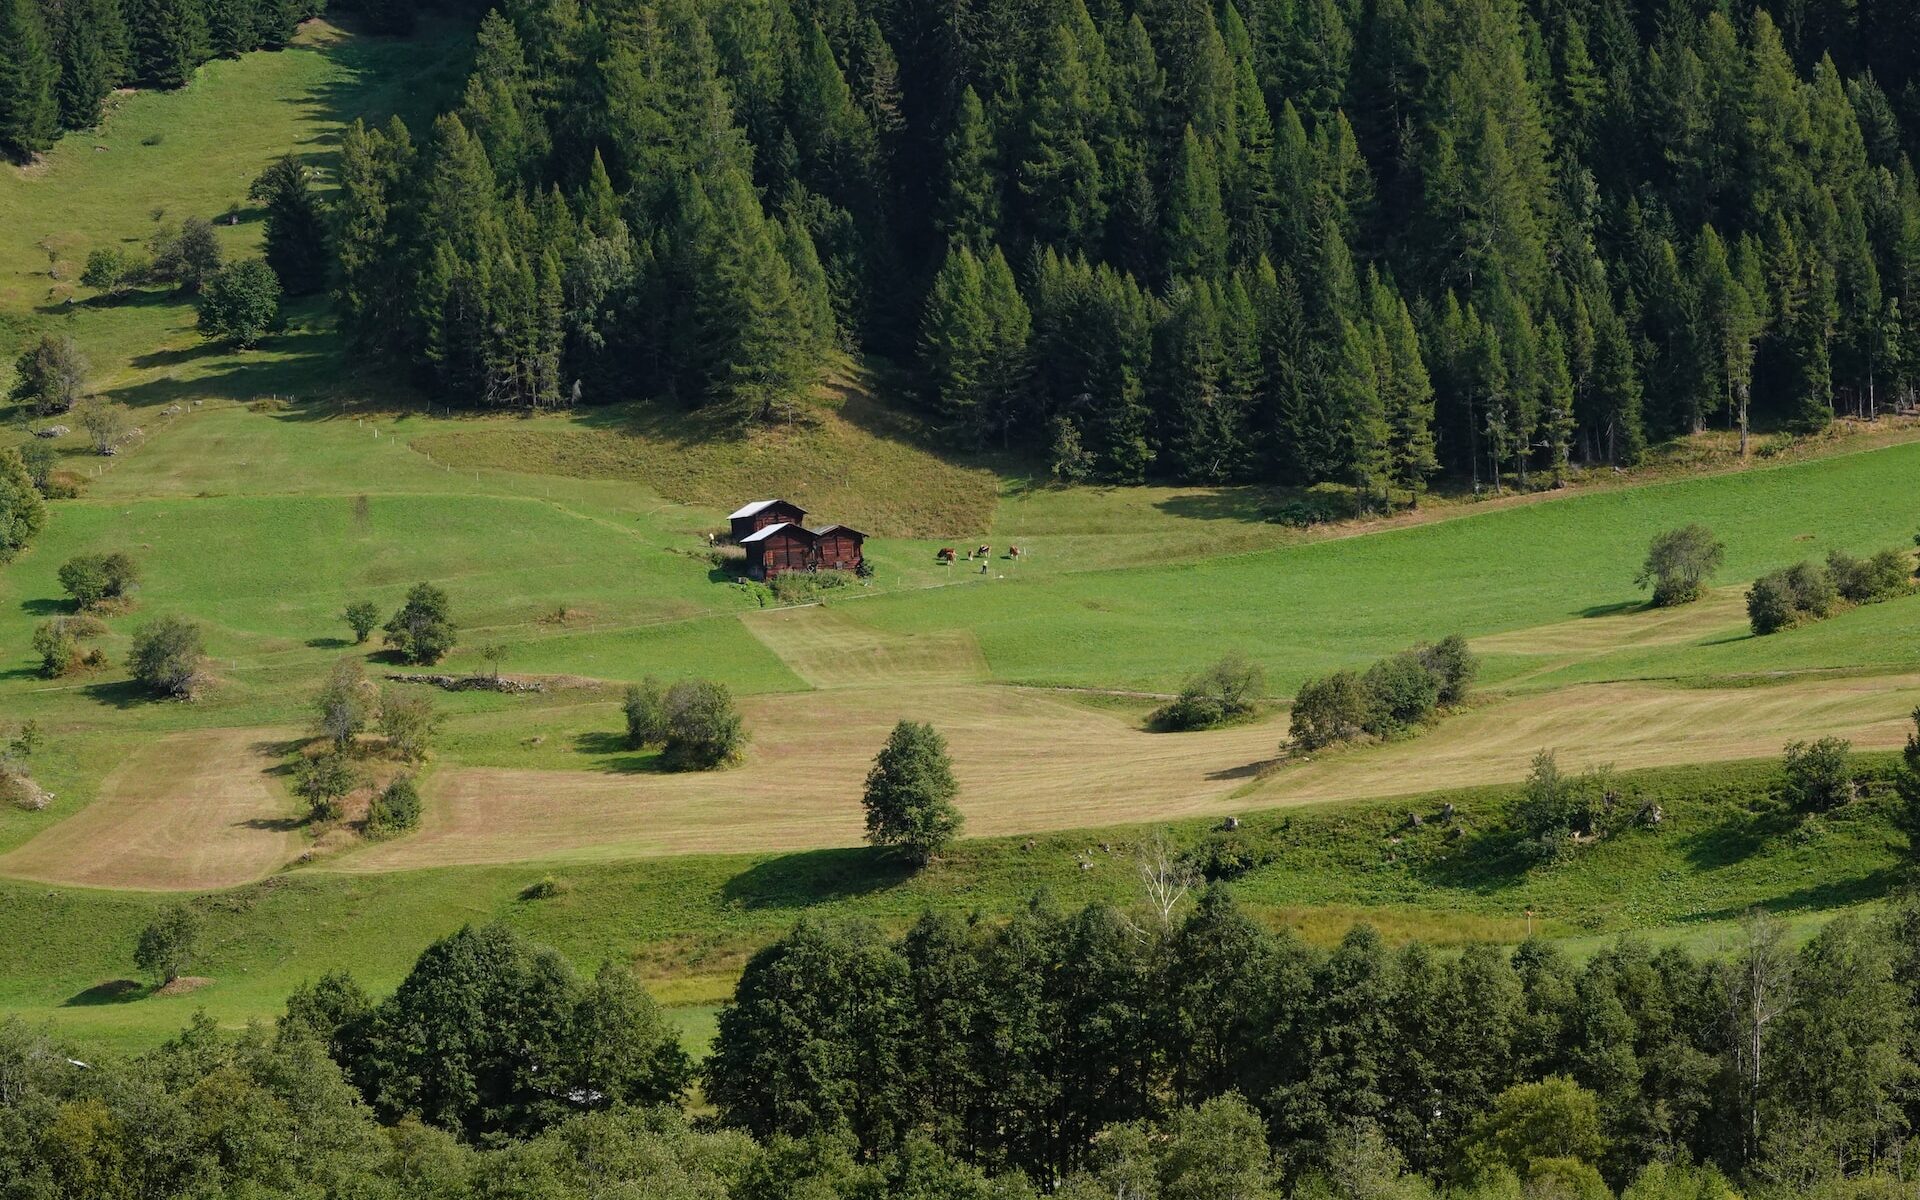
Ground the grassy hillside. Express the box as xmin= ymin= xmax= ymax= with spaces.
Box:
xmin=0 ymin=753 xmax=1903 ymax=1057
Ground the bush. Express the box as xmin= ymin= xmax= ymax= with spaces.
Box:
xmin=623 ymin=677 xmax=667 ymax=749
xmin=148 ymin=217 xmax=222 ymax=293
xmin=57 ymin=555 xmax=110 ymax=608
xmin=1360 ymin=652 xmax=1439 ymax=736
xmin=343 ymin=601 xmax=380 ymax=644
xmin=1828 ymin=548 xmax=1912 ymax=604
xmin=30 ymin=617 xmax=106 ymax=678
xmin=1180 ymin=834 xmax=1277 ymax=882
xmin=81 ymin=246 xmax=144 ymax=296
xmin=0 ymin=447 xmax=47 ymax=564
xmin=1781 ymin=737 xmax=1854 ymax=813
xmin=197 ymin=259 xmax=283 ymax=347
xmin=377 ymin=685 xmax=438 ymax=762
xmin=295 ymin=747 xmax=361 ymax=821
xmin=520 ymin=875 xmax=569 ymax=900
xmin=1290 ymin=671 xmax=1370 ymax=750
xmin=128 ymin=615 xmax=204 ymax=697
xmin=382 ymin=582 xmax=456 ymax=665
xmin=1513 ymin=751 xmax=1617 ymax=864
xmin=661 ymin=678 xmax=746 ymax=770
xmin=314 ymin=658 xmax=373 ymax=746
xmin=74 ymin=397 xmax=132 ymax=455
xmin=1415 ymin=633 xmax=1479 ymax=705
xmin=1635 ymin=524 xmax=1725 ymax=606
xmin=366 ymin=776 xmax=422 ymax=836
xmin=1151 ymin=653 xmax=1264 ymax=731
xmin=1748 ymin=560 xmax=1837 ymax=635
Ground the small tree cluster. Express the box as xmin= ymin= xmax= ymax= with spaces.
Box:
xmin=82 ymin=247 xmax=145 ymax=297
xmin=1634 ymin=524 xmax=1725 ymax=607
xmin=619 ymin=676 xmax=745 ymax=770
xmin=128 ymin=614 xmax=204 ymax=698
xmin=148 ymin=218 xmax=222 ymax=293
xmin=342 ymin=600 xmax=380 ymax=643
xmin=1826 ymin=548 xmax=1914 ymax=605
xmin=862 ymin=719 xmax=963 ymax=866
xmin=310 ymin=661 xmax=438 ymax=762
xmin=10 ymin=334 xmax=88 ymax=415
xmin=295 ymin=746 xmax=361 ymax=822
xmin=57 ymin=549 xmax=138 ymax=608
xmin=30 ymin=613 xmax=107 ymax=677
xmin=0 ymin=447 xmax=47 ymax=563
xmin=1780 ymin=737 xmax=1855 ymax=814
xmin=1151 ymin=653 xmax=1265 ymax=731
xmin=382 ymin=582 xmax=456 ymax=665
xmin=1290 ymin=634 xmax=1479 ymax=751
xmin=1513 ymin=750 xmax=1621 ymax=865
xmin=1746 ymin=560 xmax=1837 ymax=635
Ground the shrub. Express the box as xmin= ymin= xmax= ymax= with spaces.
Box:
xmin=148 ymin=217 xmax=222 ymax=293
xmin=1179 ymin=835 xmax=1277 ymax=882
xmin=81 ymin=246 xmax=144 ymax=296
xmin=1151 ymin=653 xmax=1265 ymax=731
xmin=1828 ymin=548 xmax=1912 ymax=604
xmin=134 ymin=904 xmax=202 ymax=986
xmin=1512 ymin=751 xmax=1615 ymax=864
xmin=1289 ymin=671 xmax=1370 ymax=750
xmin=17 ymin=441 xmax=55 ymax=493
xmin=57 ymin=555 xmax=111 ymax=608
xmin=128 ymin=615 xmax=204 ymax=698
xmin=1360 ymin=652 xmax=1439 ymax=737
xmin=382 ymin=583 xmax=456 ymax=665
xmin=0 ymin=447 xmax=47 ymax=563
xmin=343 ymin=601 xmax=381 ymax=644
xmin=295 ymin=747 xmax=361 ymax=821
xmin=1415 ymin=633 xmax=1479 ymax=705
xmin=73 ymin=397 xmax=131 ymax=455
xmin=366 ymin=776 xmax=422 ymax=836
xmin=623 ymin=677 xmax=666 ymax=750
xmin=1783 ymin=560 xmax=1837 ymax=618
xmin=1635 ymin=524 xmax=1725 ymax=606
xmin=1748 ymin=560 xmax=1837 ymax=635
xmin=520 ymin=875 xmax=568 ymax=900
xmin=1781 ymin=737 xmax=1854 ymax=813
xmin=197 ymin=259 xmax=283 ymax=347
xmin=377 ymin=685 xmax=438 ymax=762
xmin=862 ymin=719 xmax=964 ymax=866
xmin=661 ymin=678 xmax=745 ymax=770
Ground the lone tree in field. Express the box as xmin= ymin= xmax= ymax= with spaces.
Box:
xmin=343 ymin=600 xmax=380 ymax=644
xmin=134 ymin=903 xmax=202 ymax=987
xmin=382 ymin=583 xmax=456 ymax=665
xmin=0 ymin=447 xmax=47 ymax=563
xmin=11 ymin=334 xmax=88 ymax=415
xmin=197 ymin=259 xmax=282 ymax=347
xmin=862 ymin=719 xmax=963 ymax=866
xmin=82 ymin=247 xmax=143 ymax=298
xmin=314 ymin=658 xmax=373 ymax=747
xmin=366 ymin=775 xmax=422 ymax=836
xmin=128 ymin=615 xmax=204 ymax=698
xmin=660 ymin=678 xmax=745 ymax=770
xmin=57 ymin=550 xmax=137 ymax=608
xmin=377 ymin=684 xmax=438 ymax=761
xmin=74 ymin=397 xmax=131 ymax=455
xmin=148 ymin=217 xmax=222 ymax=293
xmin=1151 ymin=653 xmax=1265 ymax=731
xmin=1636 ymin=524 xmax=1725 ymax=607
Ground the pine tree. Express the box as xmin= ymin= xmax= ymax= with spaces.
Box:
xmin=126 ymin=0 xmax=206 ymax=89
xmin=205 ymin=0 xmax=254 ymax=58
xmin=1539 ymin=317 xmax=1576 ymax=487
xmin=1370 ymin=277 xmax=1438 ymax=504
xmin=690 ymin=165 xmax=817 ymax=424
xmin=252 ymin=0 xmax=296 ymax=49
xmin=0 ymin=0 xmax=58 ymax=160
xmin=249 ymin=155 xmax=328 ymax=295
xmin=333 ymin=117 xmax=416 ymax=357
xmin=1017 ymin=22 xmax=1104 ymax=255
xmin=1165 ymin=126 xmax=1229 ymax=281
xmin=938 ymin=87 xmax=999 ymax=251
xmin=920 ymin=242 xmax=991 ymax=438
xmin=1333 ymin=318 xmax=1390 ymax=512
xmin=978 ymin=245 xmax=1032 ymax=445
xmin=53 ymin=0 xmax=121 ymax=130
xmin=1590 ymin=297 xmax=1647 ymax=465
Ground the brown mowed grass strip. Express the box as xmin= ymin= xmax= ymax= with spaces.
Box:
xmin=336 ymin=684 xmax=1288 ymax=871
xmin=739 ymin=607 xmax=990 ymax=689
xmin=0 ymin=728 xmax=303 ymax=891
xmin=1472 ymin=588 xmax=1752 ymax=658
xmin=1248 ymin=672 xmax=1920 ymax=807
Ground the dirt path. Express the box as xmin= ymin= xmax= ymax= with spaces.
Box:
xmin=0 ymin=729 xmax=302 ymax=890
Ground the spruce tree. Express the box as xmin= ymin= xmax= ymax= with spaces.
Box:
xmin=1371 ymin=279 xmax=1438 ymax=504
xmin=205 ymin=0 xmax=254 ymax=58
xmin=54 ymin=0 xmax=120 ymax=130
xmin=1590 ymin=298 xmax=1647 ymax=465
xmin=1539 ymin=317 xmax=1576 ymax=487
xmin=938 ymin=87 xmax=999 ymax=251
xmin=1165 ymin=126 xmax=1229 ymax=281
xmin=1017 ymin=22 xmax=1104 ymax=255
xmin=690 ymin=166 xmax=816 ymax=424
xmin=127 ymin=0 xmax=207 ymax=88
xmin=1333 ymin=318 xmax=1390 ymax=512
xmin=249 ymin=155 xmax=328 ymax=295
xmin=978 ymin=245 xmax=1032 ymax=444
xmin=0 ymin=0 xmax=58 ymax=160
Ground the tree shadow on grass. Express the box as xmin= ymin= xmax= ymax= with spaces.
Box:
xmin=1675 ymin=803 xmax=1796 ymax=871
xmin=1576 ymin=599 xmax=1643 ymax=619
xmin=81 ymin=679 xmax=159 ymax=710
xmin=238 ymin=815 xmax=305 ymax=832
xmin=1153 ymin=489 xmax=1287 ymax=525
xmin=306 ymin=636 xmax=351 ymax=650
xmin=1207 ymin=757 xmax=1284 ymax=781
xmin=570 ymin=731 xmax=665 ymax=774
xmin=721 ymin=845 xmax=917 ymax=911
xmin=18 ymin=597 xmax=67 ymax=616
xmin=64 ymin=979 xmax=149 ymax=1006
xmin=129 ymin=343 xmax=224 ymax=371
xmin=1687 ymin=866 xmax=1902 ymax=925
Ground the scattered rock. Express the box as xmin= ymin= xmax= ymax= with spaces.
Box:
xmin=1440 ymin=803 xmax=1456 ymax=822
xmin=34 ymin=425 xmax=69 ymax=438
xmin=157 ymin=975 xmax=213 ymax=996
xmin=1217 ymin=816 xmax=1241 ymax=831
xmin=1637 ymin=802 xmax=1665 ymax=827
xmin=1407 ymin=811 xmax=1424 ymax=828
xmin=163 ymin=404 xmax=183 ymax=415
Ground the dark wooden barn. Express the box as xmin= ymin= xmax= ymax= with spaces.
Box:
xmin=739 ymin=521 xmax=867 ymax=580
xmin=729 ymin=499 xmax=808 ymax=544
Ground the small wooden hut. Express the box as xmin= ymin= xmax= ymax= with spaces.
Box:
xmin=728 ymin=499 xmax=808 ymax=544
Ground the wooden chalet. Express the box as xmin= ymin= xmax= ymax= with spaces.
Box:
xmin=729 ymin=499 xmax=808 ymax=543
xmin=735 ymin=503 xmax=868 ymax=581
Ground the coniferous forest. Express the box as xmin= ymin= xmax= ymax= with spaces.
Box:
xmin=312 ymin=0 xmax=1920 ymax=499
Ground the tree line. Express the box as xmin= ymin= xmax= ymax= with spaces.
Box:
xmin=291 ymin=0 xmax=1920 ymax=501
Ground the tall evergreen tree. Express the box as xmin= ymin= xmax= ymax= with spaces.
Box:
xmin=126 ymin=0 xmax=207 ymax=88
xmin=0 ymin=0 xmax=58 ymax=160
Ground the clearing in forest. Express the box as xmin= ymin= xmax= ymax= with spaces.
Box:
xmin=0 ymin=729 xmax=300 ymax=890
